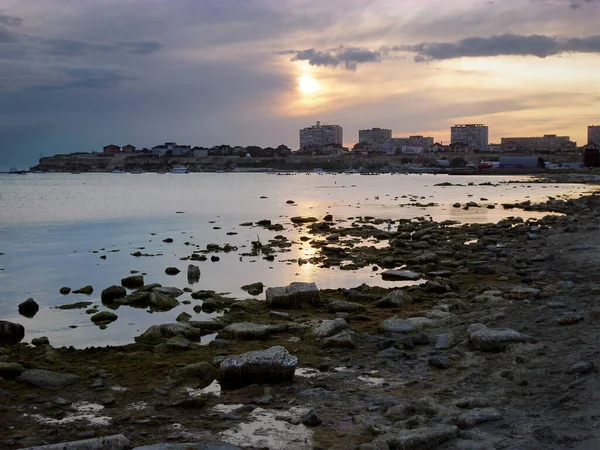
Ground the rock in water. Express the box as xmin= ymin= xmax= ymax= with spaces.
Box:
xmin=380 ymin=270 xmax=422 ymax=281
xmin=59 ymin=287 xmax=71 ymax=295
xmin=265 ymin=282 xmax=320 ymax=309
xmin=187 ymin=264 xmax=201 ymax=282
xmin=0 ymin=320 xmax=25 ymax=345
xmin=18 ymin=298 xmax=39 ymax=318
xmin=149 ymin=292 xmax=180 ymax=311
xmin=120 ymin=275 xmax=144 ymax=288
xmin=165 ymin=267 xmax=181 ymax=275
xmin=90 ymin=311 xmax=118 ymax=324
xmin=220 ymin=346 xmax=297 ymax=389
xmin=241 ymin=282 xmax=264 ymax=296
xmin=72 ymin=285 xmax=93 ymax=295
xmin=101 ymin=285 xmax=126 ymax=303
xmin=17 ymin=369 xmax=81 ymax=390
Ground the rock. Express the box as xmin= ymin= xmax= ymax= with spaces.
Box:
xmin=32 ymin=336 xmax=50 ymax=346
xmin=265 ymin=282 xmax=321 ymax=308
xmin=211 ymin=255 xmax=220 ymax=262
xmin=290 ymin=216 xmax=318 ymax=223
xmin=136 ymin=283 xmax=163 ymax=292
xmin=241 ymin=282 xmax=264 ymax=296
xmin=20 ymin=434 xmax=131 ymax=450
xmin=176 ymin=312 xmax=192 ymax=323
xmin=188 ymin=264 xmax=201 ymax=281
xmin=328 ymin=300 xmax=365 ymax=313
xmin=456 ymin=407 xmax=503 ymax=429
xmin=101 ymin=285 xmax=127 ymax=303
xmin=322 ymin=330 xmax=356 ymax=348
xmin=153 ymin=287 xmax=184 ymax=297
xmin=566 ymin=360 xmax=595 ymax=375
xmin=0 ymin=362 xmax=24 ymax=379
xmin=434 ymin=333 xmax=454 ymax=350
xmin=0 ymin=320 xmax=25 ymax=345
xmin=59 ymin=287 xmax=71 ymax=295
xmin=116 ymin=291 xmax=151 ymax=307
xmin=91 ymin=311 xmax=118 ymax=324
xmin=312 ymin=318 xmax=349 ymax=338
xmin=428 ymin=355 xmax=451 ymax=369
xmin=384 ymin=402 xmax=414 ymax=421
xmin=379 ymin=316 xmax=417 ymax=334
xmin=17 ymin=369 xmax=80 ymax=390
xmin=57 ymin=301 xmax=94 ymax=310
xmin=377 ymin=347 xmax=407 ymax=359
xmin=163 ymin=238 xmax=174 ymax=243
xmin=165 ymin=267 xmax=181 ymax=275
xmin=121 ymin=275 xmax=144 ymax=289
xmin=135 ymin=323 xmax=202 ymax=344
xmin=468 ymin=325 xmax=529 ymax=352
xmin=385 ymin=425 xmax=459 ymax=449
xmin=380 ymin=269 xmax=422 ymax=281
xmin=302 ymin=408 xmax=322 ymax=426
xmin=557 ymin=312 xmax=584 ymax=325
xmin=376 ymin=290 xmax=413 ymax=308
xmin=473 ymin=265 xmax=496 ymax=275
xmin=173 ymin=362 xmax=217 ymax=388
xmin=220 ymin=345 xmax=297 ymax=389
xmin=131 ymin=444 xmax=241 ymax=450
xmin=72 ymin=285 xmax=93 ymax=295
xmin=18 ymin=298 xmax=39 ymax=318
xmin=149 ymin=292 xmax=180 ymax=311
xmin=323 ymin=214 xmax=333 ymax=221
xmin=222 ymin=322 xmax=274 ymax=340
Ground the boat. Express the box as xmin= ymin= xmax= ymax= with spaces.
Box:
xmin=172 ymin=166 xmax=189 ymax=174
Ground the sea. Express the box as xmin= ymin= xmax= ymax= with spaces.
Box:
xmin=0 ymin=172 xmax=590 ymax=348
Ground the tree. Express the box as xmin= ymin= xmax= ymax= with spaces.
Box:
xmin=451 ymin=157 xmax=467 ymax=168
xmin=400 ymin=157 xmax=412 ymax=164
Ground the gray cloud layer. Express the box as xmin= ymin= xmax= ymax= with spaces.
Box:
xmin=279 ymin=46 xmax=381 ymax=71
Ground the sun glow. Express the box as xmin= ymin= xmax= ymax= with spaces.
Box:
xmin=298 ymin=74 xmax=320 ymax=94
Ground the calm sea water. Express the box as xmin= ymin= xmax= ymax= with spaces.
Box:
xmin=0 ymin=173 xmax=589 ymax=347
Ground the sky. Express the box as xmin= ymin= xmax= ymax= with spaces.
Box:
xmin=0 ymin=0 xmax=599 ymax=170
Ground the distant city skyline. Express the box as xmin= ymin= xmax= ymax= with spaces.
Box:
xmin=0 ymin=0 xmax=599 ymax=170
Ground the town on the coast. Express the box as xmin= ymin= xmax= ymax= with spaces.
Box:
xmin=29 ymin=122 xmax=600 ymax=174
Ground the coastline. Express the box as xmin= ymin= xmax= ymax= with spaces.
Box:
xmin=2 ymin=175 xmax=600 ymax=449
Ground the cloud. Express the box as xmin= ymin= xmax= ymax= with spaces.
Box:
xmin=399 ymin=33 xmax=600 ymax=62
xmin=0 ymin=11 xmax=22 ymax=27
xmin=42 ymin=38 xmax=162 ymax=56
xmin=33 ymin=67 xmax=136 ymax=91
xmin=283 ymin=46 xmax=382 ymax=70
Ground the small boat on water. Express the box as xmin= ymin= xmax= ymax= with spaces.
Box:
xmin=172 ymin=166 xmax=189 ymax=174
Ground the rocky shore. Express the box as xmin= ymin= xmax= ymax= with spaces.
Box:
xmin=2 ymin=178 xmax=600 ymax=449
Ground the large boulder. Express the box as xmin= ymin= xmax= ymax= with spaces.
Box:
xmin=468 ymin=324 xmax=529 ymax=352
xmin=135 ymin=323 xmax=202 ymax=344
xmin=312 ymin=318 xmax=349 ymax=338
xmin=72 ymin=285 xmax=93 ymax=295
xmin=220 ymin=346 xmax=297 ymax=389
xmin=121 ymin=275 xmax=144 ymax=288
xmin=265 ymin=282 xmax=320 ymax=308
xmin=0 ymin=362 xmax=24 ymax=379
xmin=153 ymin=287 xmax=184 ymax=297
xmin=149 ymin=292 xmax=180 ymax=311
xmin=115 ymin=291 xmax=151 ymax=307
xmin=101 ymin=285 xmax=126 ymax=303
xmin=380 ymin=270 xmax=422 ymax=281
xmin=18 ymin=298 xmax=39 ymax=318
xmin=188 ymin=264 xmax=201 ymax=282
xmin=376 ymin=290 xmax=413 ymax=308
xmin=241 ymin=282 xmax=264 ymax=296
xmin=17 ymin=369 xmax=81 ymax=390
xmin=0 ymin=320 xmax=25 ymax=345
xmin=91 ymin=311 xmax=118 ymax=324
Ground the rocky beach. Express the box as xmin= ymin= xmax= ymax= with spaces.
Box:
xmin=1 ymin=174 xmax=600 ymax=449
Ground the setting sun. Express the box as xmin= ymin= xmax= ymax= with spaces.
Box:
xmin=298 ymin=74 xmax=320 ymax=94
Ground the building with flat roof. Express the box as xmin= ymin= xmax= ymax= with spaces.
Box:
xmin=388 ymin=136 xmax=434 ymax=151
xmin=500 ymin=135 xmax=575 ymax=153
xmin=358 ymin=128 xmax=392 ymax=146
xmin=589 ymin=125 xmax=600 ymax=145
xmin=300 ymin=121 xmax=343 ymax=149
xmin=450 ymin=124 xmax=488 ymax=151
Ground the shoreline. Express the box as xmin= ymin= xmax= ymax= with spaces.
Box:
xmin=2 ymin=175 xmax=600 ymax=448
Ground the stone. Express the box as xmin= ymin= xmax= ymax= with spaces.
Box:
xmin=322 ymin=330 xmax=357 ymax=348
xmin=380 ymin=270 xmax=422 ymax=281
xmin=323 ymin=214 xmax=333 ymax=221
xmin=18 ymin=298 xmax=39 ymax=318
xmin=428 ymin=355 xmax=451 ymax=369
xmin=0 ymin=362 xmax=24 ymax=379
xmin=566 ymin=360 xmax=595 ymax=375
xmin=296 ymin=387 xmax=341 ymax=401
xmin=557 ymin=312 xmax=584 ymax=325
xmin=290 ymin=216 xmax=318 ymax=224
xmin=241 ymin=282 xmax=264 ymax=296
xmin=302 ymin=408 xmax=322 ymax=426
xmin=121 ymin=275 xmax=144 ymax=289
xmin=17 ymin=369 xmax=80 ymax=390
xmin=187 ymin=264 xmax=201 ymax=281
xmin=116 ymin=291 xmax=151 ymax=307
xmin=72 ymin=285 xmax=93 ymax=295
xmin=328 ymin=300 xmax=366 ymax=313
xmin=101 ymin=285 xmax=127 ymax=303
xmin=386 ymin=425 xmax=459 ymax=449
xmin=434 ymin=333 xmax=454 ymax=350
xmin=220 ymin=345 xmax=297 ymax=389
xmin=149 ymin=292 xmax=180 ymax=311
xmin=384 ymin=402 xmax=414 ymax=421
xmin=20 ymin=434 xmax=131 ymax=450
xmin=59 ymin=287 xmax=71 ymax=295
xmin=173 ymin=362 xmax=217 ymax=388
xmin=0 ymin=320 xmax=25 ymax=345
xmin=379 ymin=316 xmax=417 ymax=334
xmin=265 ymin=282 xmax=321 ymax=308
xmin=91 ymin=311 xmax=118 ymax=324
xmin=222 ymin=322 xmax=274 ymax=340
xmin=468 ymin=325 xmax=529 ymax=352
xmin=165 ymin=267 xmax=181 ymax=275
xmin=376 ymin=290 xmax=413 ymax=308
xmin=32 ymin=336 xmax=50 ymax=346
xmin=377 ymin=347 xmax=407 ymax=359
xmin=176 ymin=312 xmax=192 ymax=323
xmin=153 ymin=287 xmax=184 ymax=297
xmin=135 ymin=323 xmax=202 ymax=344
xmin=312 ymin=318 xmax=349 ymax=338
xmin=456 ymin=407 xmax=503 ymax=429
xmin=132 ymin=444 xmax=241 ymax=450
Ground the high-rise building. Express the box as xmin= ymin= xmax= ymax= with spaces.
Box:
xmin=299 ymin=121 xmax=343 ymax=149
xmin=450 ymin=124 xmax=489 ymax=151
xmin=358 ymin=128 xmax=392 ymax=145
xmin=389 ymin=135 xmax=434 ymax=150
xmin=589 ymin=125 xmax=600 ymax=145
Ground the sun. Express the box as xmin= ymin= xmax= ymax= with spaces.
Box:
xmin=298 ymin=74 xmax=320 ymax=94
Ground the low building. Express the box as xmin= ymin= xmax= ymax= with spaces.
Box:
xmin=122 ymin=144 xmax=136 ymax=153
xmin=583 ymin=143 xmax=600 ymax=167
xmin=103 ymin=144 xmax=120 ymax=154
xmin=589 ymin=126 xmax=600 ymax=146
xmin=379 ymin=141 xmax=397 ymax=155
xmin=193 ymin=148 xmax=209 ymax=157
xmin=152 ymin=142 xmax=190 ymax=157
xmin=498 ymin=156 xmax=540 ymax=169
xmin=500 ymin=135 xmax=576 ymax=152
xmin=389 ymin=135 xmax=434 ymax=149
xmin=401 ymin=145 xmax=424 ymax=154
xmin=430 ymin=142 xmax=447 ymax=153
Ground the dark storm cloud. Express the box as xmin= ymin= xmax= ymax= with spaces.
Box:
xmin=282 ymin=46 xmax=382 ymax=70
xmin=399 ymin=34 xmax=600 ymax=62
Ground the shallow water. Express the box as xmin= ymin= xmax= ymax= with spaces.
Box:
xmin=0 ymin=173 xmax=588 ymax=347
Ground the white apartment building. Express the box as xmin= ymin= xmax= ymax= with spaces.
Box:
xmin=388 ymin=135 xmax=434 ymax=150
xmin=589 ymin=125 xmax=600 ymax=145
xmin=359 ymin=128 xmax=392 ymax=145
xmin=300 ymin=121 xmax=343 ymax=149
xmin=450 ymin=124 xmax=489 ymax=151
xmin=401 ymin=145 xmax=424 ymax=154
